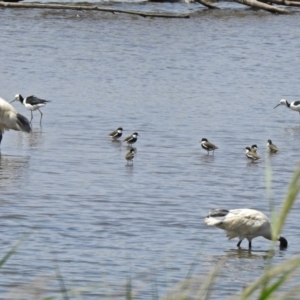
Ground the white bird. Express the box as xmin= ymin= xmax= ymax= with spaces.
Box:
xmin=11 ymin=94 xmax=50 ymax=124
xmin=0 ymin=96 xmax=31 ymax=145
xmin=204 ymin=208 xmax=288 ymax=249
xmin=274 ymin=99 xmax=300 ymax=115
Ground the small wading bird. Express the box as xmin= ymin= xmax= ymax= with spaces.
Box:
xmin=245 ymin=147 xmax=260 ymax=162
xmin=274 ymin=99 xmax=300 ymax=115
xmin=267 ymin=139 xmax=278 ymax=153
xmin=251 ymin=144 xmax=258 ymax=153
xmin=204 ymin=208 xmax=288 ymax=249
xmin=125 ymin=148 xmax=135 ymax=165
xmin=108 ymin=127 xmax=123 ymax=140
xmin=0 ymin=96 xmax=31 ymax=145
xmin=11 ymin=94 xmax=50 ymax=124
xmin=123 ymin=132 xmax=139 ymax=147
xmin=200 ymin=138 xmax=218 ymax=155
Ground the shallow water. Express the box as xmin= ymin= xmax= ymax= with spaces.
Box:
xmin=0 ymin=3 xmax=300 ymax=299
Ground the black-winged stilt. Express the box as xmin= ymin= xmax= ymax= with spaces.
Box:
xmin=274 ymin=99 xmax=300 ymax=115
xmin=11 ymin=94 xmax=50 ymax=124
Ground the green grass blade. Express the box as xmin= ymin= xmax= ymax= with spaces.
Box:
xmin=0 ymin=233 xmax=31 ymax=268
xmin=241 ymin=257 xmax=300 ymax=299
xmin=258 ymin=272 xmax=290 ymax=300
xmin=273 ymin=165 xmax=300 ymax=239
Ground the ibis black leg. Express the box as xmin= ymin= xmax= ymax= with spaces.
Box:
xmin=237 ymin=239 xmax=243 ymax=247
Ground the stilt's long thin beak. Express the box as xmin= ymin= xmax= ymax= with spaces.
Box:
xmin=10 ymin=99 xmax=16 ymax=103
xmin=274 ymin=103 xmax=281 ymax=109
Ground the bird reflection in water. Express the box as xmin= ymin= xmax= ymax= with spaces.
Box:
xmin=0 ymin=154 xmax=30 ymax=189
xmin=224 ymin=248 xmax=274 ymax=260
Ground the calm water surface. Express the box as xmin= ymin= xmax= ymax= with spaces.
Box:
xmin=0 ymin=4 xmax=300 ymax=299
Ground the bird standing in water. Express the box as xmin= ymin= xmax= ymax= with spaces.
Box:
xmin=200 ymin=138 xmax=218 ymax=155
xmin=205 ymin=208 xmax=288 ymax=249
xmin=11 ymin=94 xmax=50 ymax=124
xmin=125 ymin=148 xmax=135 ymax=164
xmin=267 ymin=139 xmax=278 ymax=153
xmin=0 ymin=96 xmax=31 ymax=146
xmin=109 ymin=127 xmax=123 ymax=140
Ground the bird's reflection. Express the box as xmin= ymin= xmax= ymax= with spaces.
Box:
xmin=246 ymin=161 xmax=259 ymax=168
xmin=0 ymin=154 xmax=30 ymax=189
xmin=284 ymin=126 xmax=300 ymax=135
xmin=224 ymin=248 xmax=274 ymax=260
xmin=16 ymin=129 xmax=44 ymax=148
xmin=200 ymin=154 xmax=215 ymax=164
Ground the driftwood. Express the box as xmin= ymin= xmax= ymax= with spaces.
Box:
xmin=235 ymin=0 xmax=289 ymax=12
xmin=0 ymin=1 xmax=190 ymax=18
xmin=264 ymin=0 xmax=300 ymax=6
xmin=194 ymin=0 xmax=220 ymax=9
xmin=0 ymin=0 xmax=294 ymax=15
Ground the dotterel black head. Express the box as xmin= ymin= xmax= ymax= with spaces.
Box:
xmin=245 ymin=147 xmax=260 ymax=162
xmin=109 ymin=127 xmax=123 ymax=139
xmin=267 ymin=139 xmax=278 ymax=153
xmin=200 ymin=138 xmax=218 ymax=155
xmin=125 ymin=148 xmax=135 ymax=164
xmin=123 ymin=132 xmax=139 ymax=147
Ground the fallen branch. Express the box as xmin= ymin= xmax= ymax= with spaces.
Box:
xmin=264 ymin=0 xmax=300 ymax=6
xmin=194 ymin=0 xmax=220 ymax=9
xmin=235 ymin=0 xmax=289 ymax=13
xmin=0 ymin=1 xmax=191 ymax=18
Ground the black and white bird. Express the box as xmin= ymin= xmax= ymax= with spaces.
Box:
xmin=123 ymin=132 xmax=139 ymax=147
xmin=251 ymin=144 xmax=258 ymax=153
xmin=245 ymin=147 xmax=260 ymax=162
xmin=200 ymin=138 xmax=218 ymax=155
xmin=108 ymin=127 xmax=123 ymax=140
xmin=204 ymin=208 xmax=288 ymax=249
xmin=125 ymin=148 xmax=135 ymax=164
xmin=274 ymin=99 xmax=300 ymax=115
xmin=0 ymin=96 xmax=31 ymax=145
xmin=11 ymin=94 xmax=50 ymax=124
xmin=267 ymin=139 xmax=278 ymax=153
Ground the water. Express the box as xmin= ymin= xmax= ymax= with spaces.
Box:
xmin=0 ymin=4 xmax=300 ymax=299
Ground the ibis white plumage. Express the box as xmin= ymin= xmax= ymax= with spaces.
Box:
xmin=0 ymin=96 xmax=31 ymax=144
xmin=274 ymin=99 xmax=300 ymax=115
xmin=204 ymin=208 xmax=288 ymax=249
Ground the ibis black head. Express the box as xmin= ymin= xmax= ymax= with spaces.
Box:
xmin=279 ymin=236 xmax=288 ymax=249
